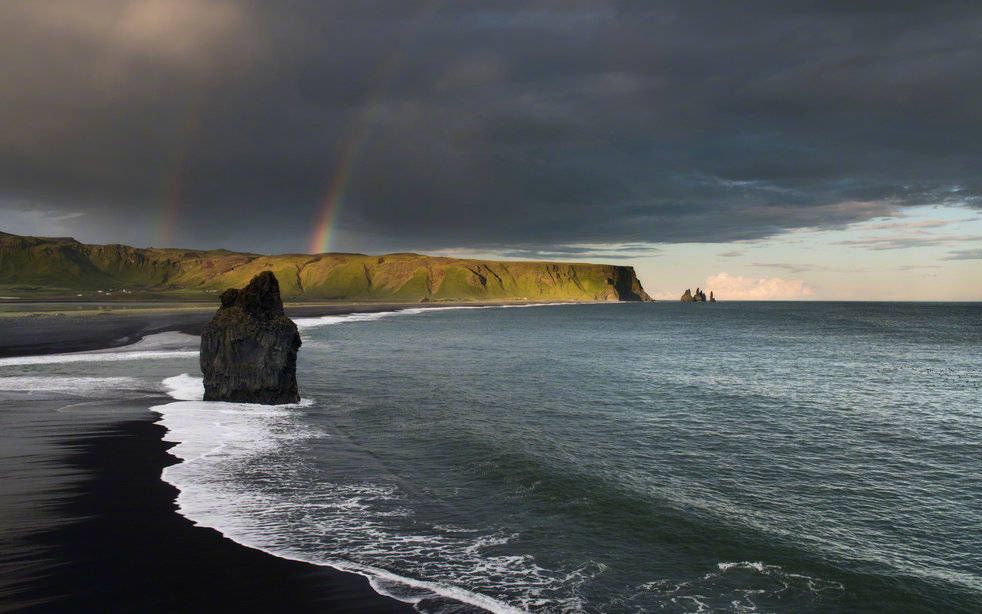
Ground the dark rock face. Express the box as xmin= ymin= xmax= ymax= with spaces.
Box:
xmin=610 ymin=266 xmax=653 ymax=301
xmin=681 ymin=287 xmax=710 ymax=302
xmin=200 ymin=272 xmax=301 ymax=404
xmin=710 ymin=291 xmax=716 ymax=302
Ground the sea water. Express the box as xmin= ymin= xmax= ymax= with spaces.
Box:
xmin=4 ymin=303 xmax=981 ymax=612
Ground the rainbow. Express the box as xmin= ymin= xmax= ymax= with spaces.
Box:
xmin=308 ymin=0 xmax=441 ymax=254
xmin=157 ymin=167 xmax=184 ymax=248
xmin=307 ymin=102 xmax=378 ymax=255
xmin=155 ymin=93 xmax=203 ymax=248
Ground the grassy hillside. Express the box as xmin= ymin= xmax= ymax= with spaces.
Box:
xmin=0 ymin=231 xmax=651 ymax=302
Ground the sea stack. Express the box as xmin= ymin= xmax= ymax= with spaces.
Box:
xmin=680 ymin=288 xmax=710 ymax=302
xmin=200 ymin=271 xmax=301 ymax=404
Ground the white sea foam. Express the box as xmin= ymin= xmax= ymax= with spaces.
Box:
xmin=717 ymin=561 xmax=768 ymax=573
xmin=294 ymin=302 xmax=573 ymax=330
xmin=638 ymin=561 xmax=843 ymax=613
xmin=0 ymin=332 xmax=200 ymax=367
xmin=162 ymin=373 xmax=204 ymax=401
xmin=714 ymin=560 xmax=845 ymax=593
xmin=159 ymin=373 xmax=315 ymax=408
xmin=294 ymin=311 xmax=402 ymax=329
xmin=124 ymin=331 xmax=200 ymax=350
xmin=152 ymin=386 xmax=551 ymax=614
xmin=0 ymin=350 xmax=199 ymax=367
xmin=0 ymin=376 xmax=143 ymax=393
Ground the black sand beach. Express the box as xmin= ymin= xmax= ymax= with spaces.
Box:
xmin=3 ymin=412 xmax=412 ymax=613
xmin=0 ymin=303 xmax=482 ymax=612
xmin=0 ymin=300 xmax=548 ymax=358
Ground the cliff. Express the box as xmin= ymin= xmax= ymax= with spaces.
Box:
xmin=0 ymin=231 xmax=651 ymax=302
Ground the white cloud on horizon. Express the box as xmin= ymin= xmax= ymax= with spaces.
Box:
xmin=704 ymin=272 xmax=814 ymax=300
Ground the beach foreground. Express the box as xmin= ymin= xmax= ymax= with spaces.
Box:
xmin=1 ymin=407 xmax=412 ymax=612
xmin=0 ymin=304 xmax=477 ymax=612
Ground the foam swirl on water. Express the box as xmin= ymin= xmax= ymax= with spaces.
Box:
xmin=0 ymin=331 xmax=200 ymax=366
xmin=154 ymin=377 xmax=527 ymax=613
xmin=0 ymin=376 xmax=143 ymax=393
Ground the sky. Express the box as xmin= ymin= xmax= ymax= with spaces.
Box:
xmin=1 ymin=1 xmax=980 ymax=299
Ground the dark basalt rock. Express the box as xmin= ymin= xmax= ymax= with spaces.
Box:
xmin=681 ymin=287 xmax=711 ymax=302
xmin=200 ymin=271 xmax=301 ymax=404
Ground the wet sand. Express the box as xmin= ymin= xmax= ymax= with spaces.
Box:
xmin=0 ymin=401 xmax=413 ymax=612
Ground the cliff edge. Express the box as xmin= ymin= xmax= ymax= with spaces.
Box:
xmin=0 ymin=231 xmax=652 ymax=303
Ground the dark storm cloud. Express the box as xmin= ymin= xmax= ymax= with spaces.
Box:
xmin=1 ymin=1 xmax=981 ymax=253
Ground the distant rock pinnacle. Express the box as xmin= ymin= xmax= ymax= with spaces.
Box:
xmin=681 ymin=287 xmax=711 ymax=302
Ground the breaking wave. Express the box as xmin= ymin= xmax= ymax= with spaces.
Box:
xmin=153 ymin=382 xmax=533 ymax=613
xmin=0 ymin=332 xmax=199 ymax=366
xmin=294 ymin=302 xmax=573 ymax=331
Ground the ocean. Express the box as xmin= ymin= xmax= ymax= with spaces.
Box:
xmin=3 ymin=302 xmax=980 ymax=612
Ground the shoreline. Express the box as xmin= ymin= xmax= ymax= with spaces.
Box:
xmin=0 ymin=300 xmax=587 ymax=358
xmin=0 ymin=301 xmax=566 ymax=612
xmin=0 ymin=302 xmax=489 ymax=612
xmin=3 ymin=409 xmax=414 ymax=612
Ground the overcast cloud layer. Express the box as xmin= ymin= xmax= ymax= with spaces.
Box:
xmin=1 ymin=1 xmax=980 ymax=253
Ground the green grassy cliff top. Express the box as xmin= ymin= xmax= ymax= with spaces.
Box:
xmin=0 ymin=232 xmax=651 ymax=302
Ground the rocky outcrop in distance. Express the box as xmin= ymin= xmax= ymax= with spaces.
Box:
xmin=0 ymin=231 xmax=652 ymax=303
xmin=200 ymin=272 xmax=301 ymax=404
xmin=681 ymin=288 xmax=714 ymax=302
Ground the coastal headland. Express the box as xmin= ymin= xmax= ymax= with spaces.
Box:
xmin=0 ymin=231 xmax=650 ymax=303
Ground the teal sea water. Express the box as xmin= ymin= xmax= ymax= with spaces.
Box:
xmin=4 ymin=302 xmax=981 ymax=612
